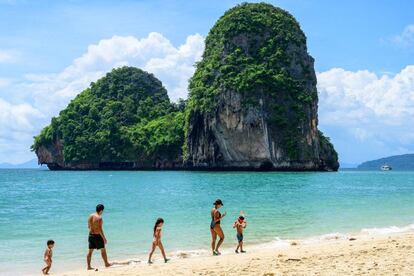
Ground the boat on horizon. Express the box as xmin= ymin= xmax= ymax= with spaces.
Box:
xmin=381 ymin=165 xmax=392 ymax=171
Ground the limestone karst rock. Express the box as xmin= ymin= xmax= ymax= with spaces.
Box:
xmin=185 ymin=3 xmax=339 ymax=171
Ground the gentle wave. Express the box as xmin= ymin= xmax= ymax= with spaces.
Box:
xmin=360 ymin=223 xmax=414 ymax=235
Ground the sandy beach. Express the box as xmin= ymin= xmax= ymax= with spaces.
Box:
xmin=57 ymin=232 xmax=414 ymax=276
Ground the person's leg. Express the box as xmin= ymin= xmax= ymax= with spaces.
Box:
xmin=100 ymin=248 xmax=111 ymax=267
xmin=240 ymin=240 xmax=244 ymax=252
xmin=210 ymin=228 xmax=217 ymax=254
xmin=215 ymin=226 xmax=225 ymax=253
xmin=236 ymin=240 xmax=240 ymax=252
xmin=42 ymin=263 xmax=50 ymax=275
xmin=87 ymin=249 xmax=94 ymax=270
xmin=148 ymin=242 xmax=156 ymax=263
xmin=44 ymin=265 xmax=51 ymax=274
xmin=158 ymin=242 xmax=169 ymax=262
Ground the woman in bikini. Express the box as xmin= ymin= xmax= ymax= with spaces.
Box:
xmin=210 ymin=199 xmax=226 ymax=255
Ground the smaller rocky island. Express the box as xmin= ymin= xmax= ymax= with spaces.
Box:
xmin=32 ymin=3 xmax=339 ymax=171
xmin=32 ymin=67 xmax=186 ymax=170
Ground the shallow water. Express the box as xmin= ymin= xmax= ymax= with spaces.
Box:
xmin=1 ymin=169 xmax=413 ymax=275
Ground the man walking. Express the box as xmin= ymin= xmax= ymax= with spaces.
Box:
xmin=87 ymin=204 xmax=111 ymax=270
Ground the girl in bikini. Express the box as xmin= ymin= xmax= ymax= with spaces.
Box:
xmin=148 ymin=218 xmax=169 ymax=264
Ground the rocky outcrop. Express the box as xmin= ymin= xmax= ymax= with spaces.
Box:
xmin=32 ymin=67 xmax=185 ymax=170
xmin=33 ymin=3 xmax=339 ymax=171
xmin=36 ymin=140 xmax=183 ymax=170
xmin=185 ymin=3 xmax=339 ymax=171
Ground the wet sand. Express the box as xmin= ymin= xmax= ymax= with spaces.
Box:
xmin=57 ymin=232 xmax=414 ymax=275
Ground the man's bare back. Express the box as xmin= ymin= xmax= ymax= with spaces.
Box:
xmin=88 ymin=213 xmax=103 ymax=235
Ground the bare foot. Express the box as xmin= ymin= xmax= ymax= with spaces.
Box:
xmin=87 ymin=267 xmax=98 ymax=271
xmin=105 ymin=263 xmax=113 ymax=268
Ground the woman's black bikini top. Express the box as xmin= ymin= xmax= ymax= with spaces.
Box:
xmin=211 ymin=209 xmax=221 ymax=225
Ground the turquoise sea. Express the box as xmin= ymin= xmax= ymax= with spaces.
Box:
xmin=1 ymin=169 xmax=414 ymax=275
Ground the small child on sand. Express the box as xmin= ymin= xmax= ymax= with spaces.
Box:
xmin=148 ymin=218 xmax=170 ymax=264
xmin=42 ymin=240 xmax=55 ymax=275
xmin=233 ymin=215 xmax=247 ymax=253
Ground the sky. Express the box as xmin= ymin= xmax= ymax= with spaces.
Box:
xmin=0 ymin=0 xmax=413 ymax=165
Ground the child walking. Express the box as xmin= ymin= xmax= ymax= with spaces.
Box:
xmin=233 ymin=215 xmax=247 ymax=253
xmin=42 ymin=240 xmax=55 ymax=275
xmin=148 ymin=218 xmax=170 ymax=264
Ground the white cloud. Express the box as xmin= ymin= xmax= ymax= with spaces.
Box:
xmin=317 ymin=66 xmax=414 ymax=163
xmin=26 ymin=32 xmax=204 ymax=116
xmin=0 ymin=49 xmax=20 ymax=63
xmin=0 ymin=99 xmax=44 ymax=163
xmin=0 ymin=99 xmax=43 ymax=133
xmin=391 ymin=24 xmax=414 ymax=48
xmin=0 ymin=32 xmax=204 ymax=164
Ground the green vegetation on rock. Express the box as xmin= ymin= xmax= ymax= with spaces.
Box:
xmin=186 ymin=2 xmax=338 ymax=170
xmin=188 ymin=2 xmax=313 ymax=112
xmin=32 ymin=67 xmax=185 ymax=165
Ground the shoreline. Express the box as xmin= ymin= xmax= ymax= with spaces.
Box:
xmin=55 ymin=227 xmax=414 ymax=276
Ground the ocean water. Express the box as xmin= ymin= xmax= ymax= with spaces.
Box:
xmin=1 ymin=169 xmax=414 ymax=275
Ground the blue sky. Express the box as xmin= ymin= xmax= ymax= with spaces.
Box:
xmin=0 ymin=0 xmax=413 ymax=165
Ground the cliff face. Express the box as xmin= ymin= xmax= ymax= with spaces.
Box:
xmin=185 ymin=3 xmax=338 ymax=171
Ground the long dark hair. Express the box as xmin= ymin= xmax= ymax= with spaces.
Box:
xmin=153 ymin=218 xmax=164 ymax=234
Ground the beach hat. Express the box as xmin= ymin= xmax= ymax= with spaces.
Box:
xmin=214 ymin=199 xmax=223 ymax=206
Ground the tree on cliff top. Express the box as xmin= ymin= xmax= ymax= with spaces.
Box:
xmin=32 ymin=66 xmax=185 ymax=164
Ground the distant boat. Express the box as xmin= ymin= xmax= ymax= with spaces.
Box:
xmin=381 ymin=165 xmax=392 ymax=171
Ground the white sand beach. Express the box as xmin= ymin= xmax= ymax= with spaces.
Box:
xmin=57 ymin=232 xmax=414 ymax=276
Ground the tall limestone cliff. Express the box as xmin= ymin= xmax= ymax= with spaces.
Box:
xmin=185 ymin=3 xmax=339 ymax=171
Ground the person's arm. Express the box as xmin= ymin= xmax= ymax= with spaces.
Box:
xmin=44 ymin=249 xmax=52 ymax=264
xmin=214 ymin=211 xmax=226 ymax=223
xmin=99 ymin=218 xmax=107 ymax=244
xmin=88 ymin=215 xmax=92 ymax=232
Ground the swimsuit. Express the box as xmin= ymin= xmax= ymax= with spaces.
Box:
xmin=210 ymin=210 xmax=221 ymax=229
xmin=88 ymin=233 xmax=105 ymax=250
xmin=237 ymin=233 xmax=243 ymax=242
